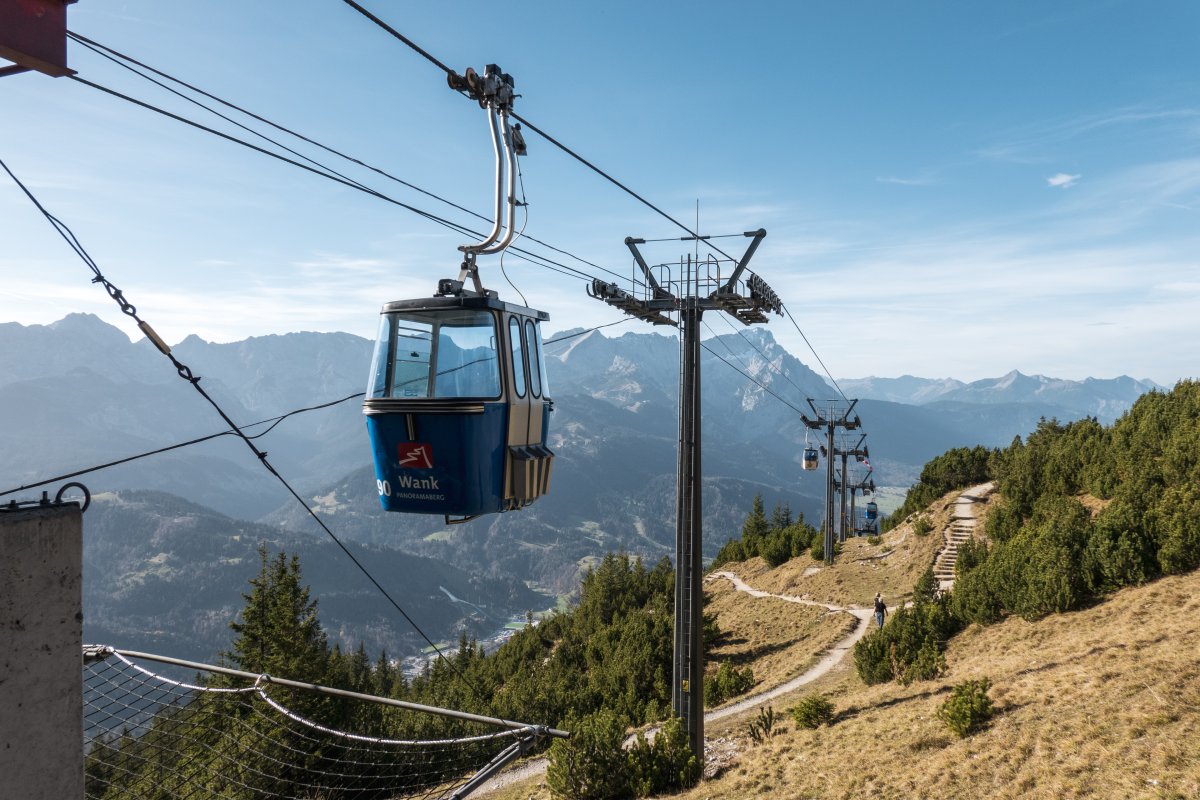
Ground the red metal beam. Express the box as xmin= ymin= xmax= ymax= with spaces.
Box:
xmin=0 ymin=0 xmax=78 ymax=78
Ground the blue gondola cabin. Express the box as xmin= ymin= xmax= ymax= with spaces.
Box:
xmin=364 ymin=294 xmax=553 ymax=520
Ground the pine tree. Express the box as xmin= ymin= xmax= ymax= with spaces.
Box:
xmin=223 ymin=544 xmax=328 ymax=681
xmin=742 ymin=493 xmax=770 ymax=554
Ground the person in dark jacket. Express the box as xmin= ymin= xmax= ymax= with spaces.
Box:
xmin=873 ymin=593 xmax=887 ymax=628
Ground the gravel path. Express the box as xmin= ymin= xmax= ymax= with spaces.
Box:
xmin=473 ymin=572 xmax=873 ymax=795
xmin=703 ymin=573 xmax=872 ymax=722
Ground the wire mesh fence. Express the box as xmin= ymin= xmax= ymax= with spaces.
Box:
xmin=83 ymin=646 xmax=562 ymax=800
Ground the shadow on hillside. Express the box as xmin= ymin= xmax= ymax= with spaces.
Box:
xmin=719 ymin=639 xmax=797 ymax=666
xmin=1010 ymin=640 xmax=1129 ymax=679
xmin=833 ymin=685 xmax=952 ymax=723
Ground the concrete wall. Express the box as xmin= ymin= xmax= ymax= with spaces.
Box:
xmin=1 ymin=504 xmax=83 ymax=800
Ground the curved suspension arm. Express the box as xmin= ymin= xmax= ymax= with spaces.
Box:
xmin=459 ymin=105 xmax=506 ymax=255
xmin=476 ymin=109 xmax=519 ymax=256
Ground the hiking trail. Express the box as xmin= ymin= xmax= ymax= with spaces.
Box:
xmin=932 ymin=482 xmax=994 ymax=593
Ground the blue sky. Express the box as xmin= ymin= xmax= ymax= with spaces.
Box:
xmin=2 ymin=0 xmax=1198 ymax=385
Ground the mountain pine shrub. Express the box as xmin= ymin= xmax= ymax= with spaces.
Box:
xmin=790 ymin=693 xmax=834 ymax=729
xmin=760 ymin=531 xmax=793 ymax=567
xmin=547 ymin=709 xmax=632 ymax=800
xmin=746 ymin=706 xmax=778 ymax=743
xmin=627 ymin=716 xmax=700 ymax=796
xmin=938 ymin=677 xmax=994 ymax=737
xmin=855 ymin=570 xmax=958 ymax=685
xmin=710 ymin=497 xmax=818 ymax=570
xmin=705 ymin=661 xmax=754 ymax=706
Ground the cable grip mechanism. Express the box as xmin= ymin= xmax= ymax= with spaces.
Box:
xmin=441 ymin=64 xmax=528 ymax=297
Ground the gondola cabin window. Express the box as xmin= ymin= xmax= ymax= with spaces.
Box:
xmin=526 ymin=319 xmax=542 ymax=397
xmin=508 ymin=316 xmax=527 ymax=398
xmin=368 ymin=309 xmax=501 ymax=400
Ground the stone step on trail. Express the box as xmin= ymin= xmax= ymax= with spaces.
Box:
xmin=932 ymin=482 xmax=994 ymax=593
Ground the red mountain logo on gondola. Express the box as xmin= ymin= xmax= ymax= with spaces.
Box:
xmin=397 ymin=443 xmax=434 ymax=469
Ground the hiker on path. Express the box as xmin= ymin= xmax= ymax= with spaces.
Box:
xmin=873 ymin=593 xmax=887 ymax=629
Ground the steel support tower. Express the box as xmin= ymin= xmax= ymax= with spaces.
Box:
xmin=833 ymin=434 xmax=869 ymax=542
xmin=588 ymin=228 xmax=777 ymax=760
xmin=801 ymin=400 xmax=860 ymax=564
xmin=848 ymin=469 xmax=876 ymax=536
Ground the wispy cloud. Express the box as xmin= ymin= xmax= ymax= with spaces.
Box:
xmin=876 ymin=176 xmax=933 ymax=186
xmin=977 ymin=105 xmax=1200 ymax=164
xmin=1047 ymin=172 xmax=1081 ymax=188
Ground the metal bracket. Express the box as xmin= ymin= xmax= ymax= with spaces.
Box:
xmin=441 ymin=64 xmax=527 ymax=296
xmin=1 ymin=481 xmax=90 ymax=513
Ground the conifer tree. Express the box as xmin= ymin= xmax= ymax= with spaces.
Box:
xmin=223 ymin=544 xmax=328 ymax=681
xmin=742 ymin=493 xmax=770 ymax=552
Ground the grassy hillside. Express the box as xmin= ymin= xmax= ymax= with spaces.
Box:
xmin=489 ymin=487 xmax=1197 ymax=799
xmin=685 ymin=569 xmax=1200 ymax=800
xmin=717 ymin=502 xmax=950 ymax=610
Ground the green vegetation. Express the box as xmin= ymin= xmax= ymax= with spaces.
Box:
xmin=955 ymin=381 xmax=1200 ymax=624
xmin=746 ymin=706 xmax=779 ymax=743
xmin=546 ymin=712 xmax=699 ymax=800
xmin=790 ymin=694 xmax=835 ymax=729
xmin=627 ymin=717 xmax=701 ymax=797
xmin=884 ymin=445 xmax=995 ymax=530
xmin=856 ymin=381 xmax=1200 ymax=694
xmin=90 ymin=546 xmax=704 ymax=797
xmin=711 ymin=494 xmax=820 ymax=570
xmin=704 ymin=661 xmax=754 ymax=706
xmin=546 ymin=709 xmax=631 ymax=799
xmin=853 ymin=568 xmax=957 ymax=685
xmin=938 ymin=677 xmax=994 ymax=737
xmin=847 ymin=381 xmax=1200 ymax=701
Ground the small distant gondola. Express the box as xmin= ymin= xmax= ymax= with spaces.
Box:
xmin=802 ymin=446 xmax=820 ymax=471
xmin=865 ymin=500 xmax=878 ymax=522
xmin=363 ymin=64 xmax=553 ymax=522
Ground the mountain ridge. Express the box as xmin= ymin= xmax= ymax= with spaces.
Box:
xmin=838 ymin=369 xmax=1162 ymax=420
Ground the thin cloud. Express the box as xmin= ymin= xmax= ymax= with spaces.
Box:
xmin=979 ymin=106 xmax=1200 ymax=164
xmin=1047 ymin=173 xmax=1081 ymax=188
xmin=876 ymin=176 xmax=932 ymax=186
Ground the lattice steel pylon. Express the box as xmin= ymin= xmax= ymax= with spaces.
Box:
xmin=588 ymin=229 xmax=777 ymax=761
xmin=801 ymin=400 xmax=861 ymax=564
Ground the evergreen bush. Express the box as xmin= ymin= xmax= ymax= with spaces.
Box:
xmin=547 ymin=709 xmax=632 ymax=800
xmin=746 ymin=706 xmax=778 ymax=743
xmin=760 ymin=531 xmax=792 ymax=567
xmin=627 ymin=716 xmax=700 ymax=796
xmin=854 ymin=571 xmax=957 ymax=686
xmin=790 ymin=694 xmax=834 ymax=729
xmin=938 ymin=677 xmax=994 ymax=737
xmin=705 ymin=661 xmax=754 ymax=705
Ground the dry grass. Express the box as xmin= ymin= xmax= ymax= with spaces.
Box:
xmin=684 ymin=572 xmax=1200 ymax=800
xmin=722 ymin=488 xmax=966 ymax=611
xmin=703 ymin=576 xmax=855 ymax=697
xmin=488 ymin=487 xmax=1200 ymax=799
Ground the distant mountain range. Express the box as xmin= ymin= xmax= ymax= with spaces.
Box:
xmin=83 ymin=489 xmax=545 ymax=663
xmin=838 ymin=371 xmax=1162 ymax=422
xmin=0 ymin=314 xmax=1166 ymax=661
